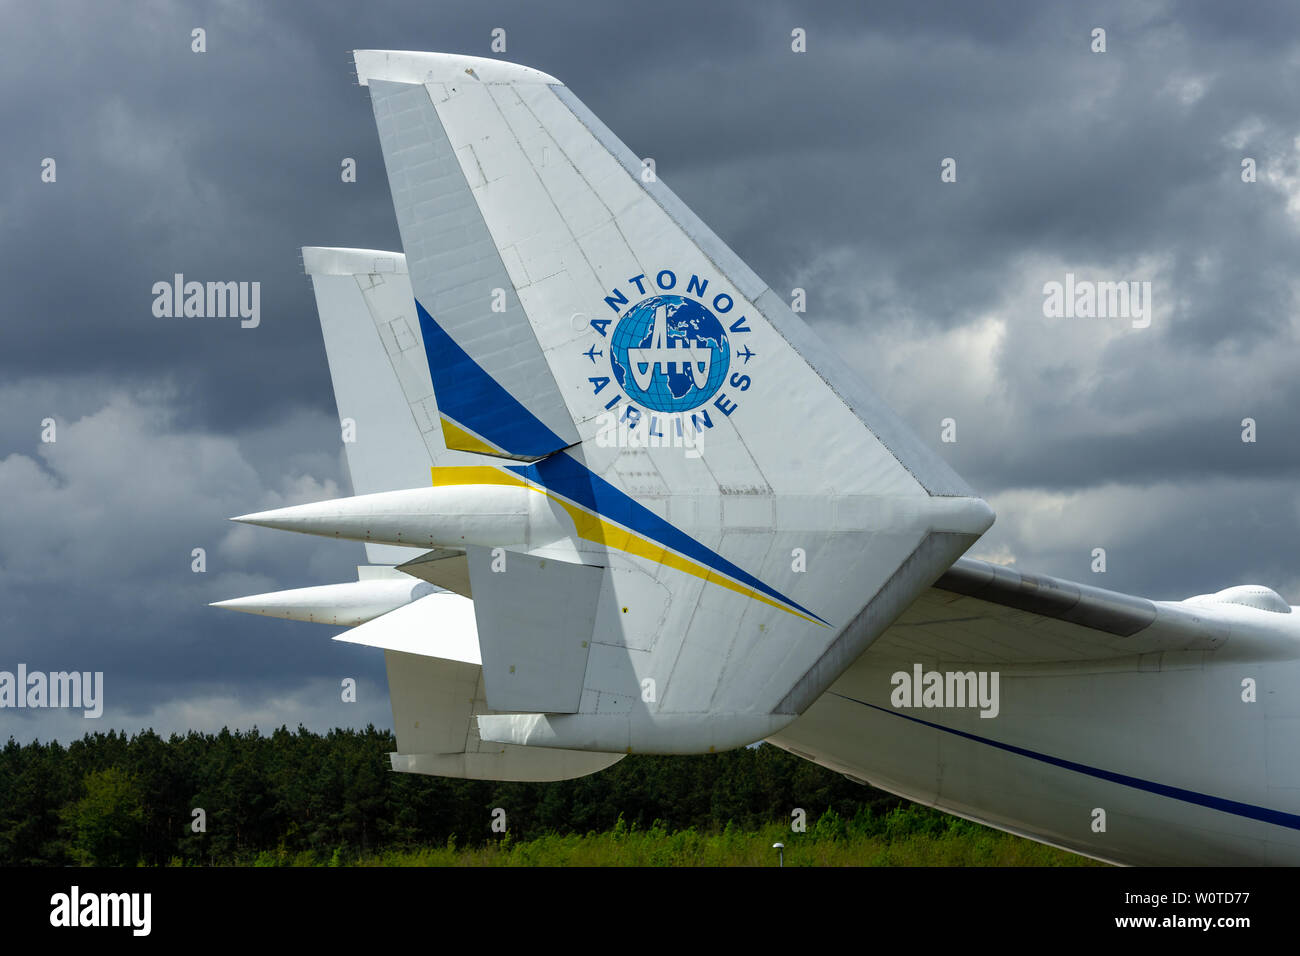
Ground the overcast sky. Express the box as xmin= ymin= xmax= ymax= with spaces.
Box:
xmin=4 ymin=0 xmax=1299 ymax=741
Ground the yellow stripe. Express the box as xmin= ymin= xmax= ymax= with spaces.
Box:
xmin=439 ymin=415 xmax=505 ymax=457
xmin=430 ymin=465 xmax=524 ymax=488
xmin=429 ymin=466 xmax=824 ymax=626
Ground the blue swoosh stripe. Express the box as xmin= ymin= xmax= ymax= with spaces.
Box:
xmin=415 ymin=299 xmax=568 ymax=459
xmin=509 ymin=452 xmax=829 ymax=625
xmin=836 ymin=693 xmax=1300 ymax=831
xmin=413 ymin=299 xmax=825 ymax=623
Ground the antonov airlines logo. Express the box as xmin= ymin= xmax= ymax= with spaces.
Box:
xmin=622 ymin=296 xmax=723 ymax=400
xmin=582 ymin=268 xmax=755 ymax=432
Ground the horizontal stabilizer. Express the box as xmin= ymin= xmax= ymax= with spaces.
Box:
xmin=333 ymin=591 xmax=480 ymax=664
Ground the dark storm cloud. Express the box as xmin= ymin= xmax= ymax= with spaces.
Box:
xmin=3 ymin=0 xmax=1299 ymax=737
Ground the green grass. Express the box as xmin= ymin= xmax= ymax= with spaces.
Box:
xmin=230 ymin=805 xmax=1104 ymax=867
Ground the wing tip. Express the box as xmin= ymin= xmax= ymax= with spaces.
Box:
xmin=353 ymin=50 xmax=561 ymax=88
xmin=301 ymin=246 xmax=407 ymax=276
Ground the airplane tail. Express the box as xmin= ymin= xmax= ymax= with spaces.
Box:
xmin=236 ymin=52 xmax=994 ymax=755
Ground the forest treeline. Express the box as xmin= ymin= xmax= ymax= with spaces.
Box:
xmin=0 ymin=725 xmax=915 ymax=866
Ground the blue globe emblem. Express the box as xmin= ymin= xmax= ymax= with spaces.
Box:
xmin=609 ymin=295 xmax=730 ymax=413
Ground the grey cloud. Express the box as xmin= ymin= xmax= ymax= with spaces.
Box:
xmin=4 ymin=0 xmax=1299 ymax=738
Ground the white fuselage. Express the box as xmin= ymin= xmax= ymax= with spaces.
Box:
xmin=769 ymin=600 xmax=1300 ymax=865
